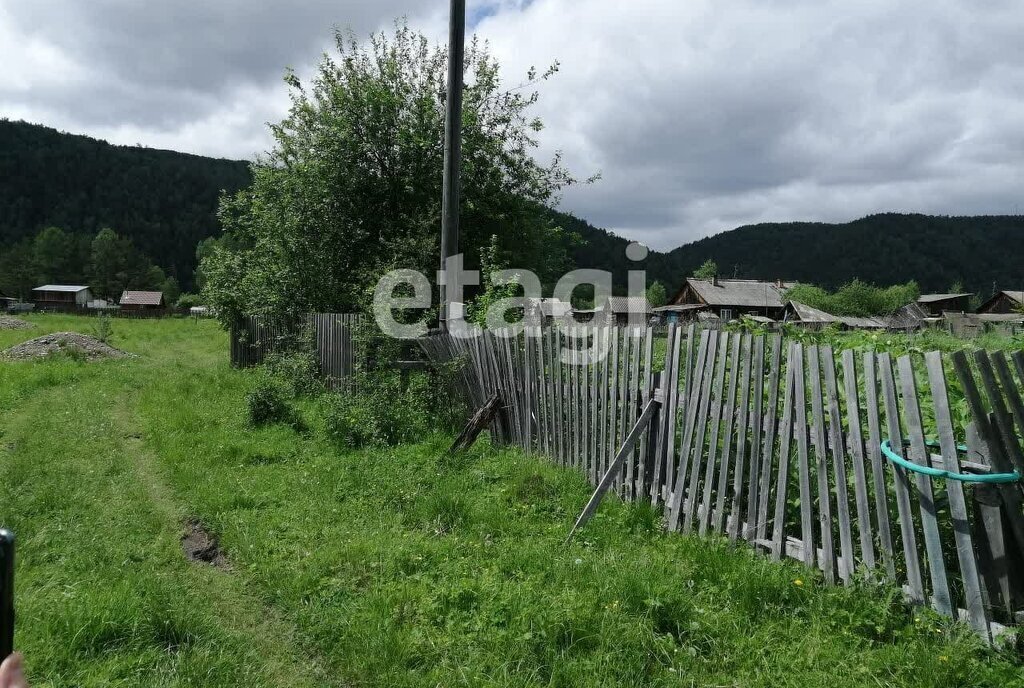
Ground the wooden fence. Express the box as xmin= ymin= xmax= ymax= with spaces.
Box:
xmin=230 ymin=313 xmax=362 ymax=391
xmin=420 ymin=324 xmax=1024 ymax=642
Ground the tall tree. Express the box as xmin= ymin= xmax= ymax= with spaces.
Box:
xmin=33 ymin=226 xmax=89 ymax=284
xmin=202 ymin=23 xmax=581 ymax=326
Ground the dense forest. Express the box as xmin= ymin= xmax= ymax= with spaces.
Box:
xmin=0 ymin=120 xmax=251 ymax=288
xmin=2 ymin=120 xmax=1023 ymax=302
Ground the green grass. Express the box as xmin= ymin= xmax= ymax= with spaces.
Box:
xmin=1 ymin=315 xmax=1022 ymax=686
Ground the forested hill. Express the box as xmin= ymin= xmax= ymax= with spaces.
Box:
xmin=0 ymin=120 xmax=251 ymax=285
xmin=560 ymin=211 xmax=1024 ymax=295
xmin=3 ymin=119 xmax=1022 ymax=296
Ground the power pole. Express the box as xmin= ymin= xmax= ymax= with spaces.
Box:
xmin=439 ymin=0 xmax=466 ymax=329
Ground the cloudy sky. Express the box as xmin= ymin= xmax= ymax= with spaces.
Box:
xmin=2 ymin=0 xmax=1023 ymax=249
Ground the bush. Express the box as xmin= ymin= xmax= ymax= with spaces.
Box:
xmin=91 ymin=313 xmax=114 ymax=344
xmin=323 ymin=367 xmax=466 ymax=449
xmin=264 ymin=350 xmax=322 ymax=396
xmin=176 ymin=293 xmax=204 ymax=309
xmin=246 ymin=376 xmax=295 ymax=427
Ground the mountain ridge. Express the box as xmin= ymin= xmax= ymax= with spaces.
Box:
xmin=3 ymin=119 xmax=1022 ymax=296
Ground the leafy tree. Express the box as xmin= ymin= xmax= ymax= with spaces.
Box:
xmin=161 ymin=276 xmax=181 ymax=305
xmin=202 ymin=23 xmax=580 ymax=327
xmin=89 ymin=228 xmax=132 ymax=299
xmin=693 ymin=259 xmax=718 ymax=280
xmin=646 ymin=280 xmax=667 ymax=307
xmin=0 ymin=238 xmax=37 ymax=299
xmin=33 ymin=226 xmax=89 ymax=284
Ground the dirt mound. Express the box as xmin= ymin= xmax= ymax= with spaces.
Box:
xmin=1 ymin=332 xmax=132 ymax=361
xmin=181 ymin=519 xmax=229 ymax=569
xmin=0 ymin=316 xmax=33 ymax=330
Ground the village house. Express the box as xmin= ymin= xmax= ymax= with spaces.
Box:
xmin=917 ymin=292 xmax=973 ymax=317
xmin=119 ymin=290 xmax=166 ymax=311
xmin=782 ymin=301 xmax=887 ymax=330
xmin=976 ymin=290 xmax=1024 ymax=314
xmin=667 ymin=277 xmax=797 ymax=322
xmin=31 ymin=284 xmax=93 ymax=310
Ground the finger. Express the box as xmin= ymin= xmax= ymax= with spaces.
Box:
xmin=0 ymin=652 xmax=28 ymax=688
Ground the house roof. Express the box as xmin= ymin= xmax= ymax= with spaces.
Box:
xmin=120 ymin=290 xmax=164 ymax=306
xmin=786 ymin=301 xmax=887 ymax=329
xmin=605 ymin=296 xmax=652 ymax=313
xmin=886 ymin=302 xmax=928 ymax=329
xmin=976 ymin=290 xmax=1024 ymax=313
xmin=33 ymin=284 xmax=90 ymax=293
xmin=917 ymin=293 xmax=973 ymax=303
xmin=683 ymin=278 xmax=796 ymax=308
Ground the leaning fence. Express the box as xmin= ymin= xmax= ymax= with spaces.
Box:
xmin=420 ymin=323 xmax=1024 ymax=642
xmin=230 ymin=313 xmax=363 ymax=391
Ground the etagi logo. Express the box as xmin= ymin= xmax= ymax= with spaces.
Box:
xmin=372 ymin=243 xmax=652 ymax=364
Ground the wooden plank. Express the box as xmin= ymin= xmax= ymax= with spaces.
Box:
xmin=598 ymin=326 xmax=610 ymax=478
xmin=591 ymin=327 xmax=602 ymax=483
xmin=449 ymin=394 xmax=503 ymax=453
xmin=625 ymin=327 xmax=643 ymax=500
xmin=616 ymin=327 xmax=630 ymax=494
xmin=744 ymin=336 xmax=766 ymax=541
xmin=552 ymin=327 xmax=565 ymax=463
xmin=659 ymin=325 xmax=684 ymax=505
xmin=685 ymin=331 xmax=723 ymax=534
xmin=652 ymin=323 xmax=678 ymax=504
xmin=771 ymin=343 xmax=797 ymax=561
xmin=925 ymin=352 xmax=990 ymax=640
xmin=808 ymin=345 xmax=836 ymax=583
xmin=897 ymin=354 xmax=953 ymax=617
xmin=635 ymin=327 xmax=654 ymax=497
xmin=608 ymin=327 xmax=621 ymax=485
xmin=822 ymin=346 xmax=855 ymax=585
xmin=950 ymin=352 xmax=1024 ymax=555
xmin=727 ymin=334 xmax=753 ymax=541
xmin=698 ymin=331 xmax=730 ymax=535
xmin=755 ymin=334 xmax=781 ymax=542
xmin=713 ymin=332 xmax=742 ymax=533
xmin=793 ymin=344 xmax=816 ymax=570
xmin=990 ymin=351 xmax=1024 ymax=467
xmin=524 ymin=329 xmax=535 ymax=453
xmin=665 ymin=329 xmax=711 ymax=530
xmin=878 ymin=352 xmax=925 ymax=604
xmin=565 ymin=398 xmax=661 ymax=542
xmin=975 ymin=350 xmax=1024 ymax=474
xmin=864 ymin=351 xmax=896 ymax=579
xmin=841 ymin=349 xmax=876 ymax=572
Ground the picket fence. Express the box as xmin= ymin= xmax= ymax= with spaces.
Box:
xmin=230 ymin=313 xmax=362 ymax=391
xmin=420 ymin=323 xmax=1024 ymax=642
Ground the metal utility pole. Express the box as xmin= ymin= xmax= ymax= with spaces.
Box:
xmin=439 ymin=0 xmax=466 ymax=328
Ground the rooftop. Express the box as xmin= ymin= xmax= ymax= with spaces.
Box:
xmin=120 ymin=290 xmax=164 ymax=306
xmin=917 ymin=293 xmax=973 ymax=303
xmin=684 ymin=278 xmax=796 ymax=308
xmin=33 ymin=284 xmax=90 ymax=292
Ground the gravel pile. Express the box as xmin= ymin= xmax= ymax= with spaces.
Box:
xmin=0 ymin=316 xmax=33 ymax=330
xmin=1 ymin=332 xmax=132 ymax=361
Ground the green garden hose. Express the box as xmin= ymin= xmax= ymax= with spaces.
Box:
xmin=880 ymin=439 xmax=1021 ymax=484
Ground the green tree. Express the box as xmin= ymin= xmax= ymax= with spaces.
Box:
xmin=646 ymin=280 xmax=667 ymax=307
xmin=202 ymin=23 xmax=580 ymax=327
xmin=33 ymin=226 xmax=88 ymax=284
xmin=89 ymin=228 xmax=132 ymax=299
xmin=0 ymin=238 xmax=38 ymax=299
xmin=693 ymin=259 xmax=718 ymax=280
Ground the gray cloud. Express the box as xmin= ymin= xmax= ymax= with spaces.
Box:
xmin=2 ymin=0 xmax=1023 ymax=248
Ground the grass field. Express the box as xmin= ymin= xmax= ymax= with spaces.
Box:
xmin=1 ymin=314 xmax=1022 ymax=687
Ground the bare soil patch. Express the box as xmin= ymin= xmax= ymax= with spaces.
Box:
xmin=181 ymin=518 xmax=229 ymax=569
xmin=1 ymin=332 xmax=132 ymax=361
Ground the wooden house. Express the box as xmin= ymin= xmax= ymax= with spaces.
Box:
xmin=31 ymin=284 xmax=92 ymax=309
xmin=976 ymin=290 xmax=1024 ymax=314
xmin=669 ymin=277 xmax=796 ymax=321
xmin=917 ymin=293 xmax=972 ymax=317
xmin=119 ymin=290 xmax=166 ymax=311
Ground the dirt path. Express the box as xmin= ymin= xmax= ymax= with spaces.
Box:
xmin=110 ymin=395 xmax=331 ymax=688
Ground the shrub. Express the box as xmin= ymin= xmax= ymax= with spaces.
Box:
xmin=246 ymin=375 xmax=294 ymax=427
xmin=264 ymin=350 xmax=322 ymax=396
xmin=91 ymin=313 xmax=114 ymax=344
